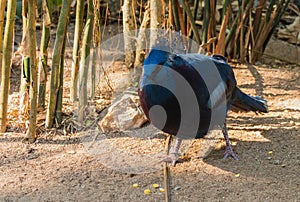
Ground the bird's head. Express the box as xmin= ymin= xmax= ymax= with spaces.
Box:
xmin=140 ymin=48 xmax=174 ymax=90
xmin=144 ymin=48 xmax=171 ymax=66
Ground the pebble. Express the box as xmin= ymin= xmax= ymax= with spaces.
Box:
xmin=289 ymin=120 xmax=295 ymax=125
xmin=274 ymin=160 xmax=280 ymax=165
xmin=174 ymin=186 xmax=181 ymax=191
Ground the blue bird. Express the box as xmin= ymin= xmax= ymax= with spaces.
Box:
xmin=138 ymin=48 xmax=268 ymax=165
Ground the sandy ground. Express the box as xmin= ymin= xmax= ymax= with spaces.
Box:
xmin=0 ymin=59 xmax=299 ymax=201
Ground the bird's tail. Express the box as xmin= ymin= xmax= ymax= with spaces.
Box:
xmin=231 ymin=88 xmax=268 ymax=113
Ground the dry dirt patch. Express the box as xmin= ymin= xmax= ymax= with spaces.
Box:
xmin=0 ymin=64 xmax=299 ymax=201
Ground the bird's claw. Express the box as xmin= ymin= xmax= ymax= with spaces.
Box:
xmin=223 ymin=145 xmax=239 ymax=160
xmin=158 ymin=152 xmax=180 ymax=166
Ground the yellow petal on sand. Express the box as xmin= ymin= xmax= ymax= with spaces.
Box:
xmin=268 ymin=151 xmax=273 ymax=155
xmin=235 ymin=173 xmax=240 ymax=177
xmin=144 ymin=189 xmax=151 ymax=194
xmin=132 ymin=183 xmax=139 ymax=188
xmin=159 ymin=188 xmax=165 ymax=192
xmin=152 ymin=184 xmax=159 ymax=189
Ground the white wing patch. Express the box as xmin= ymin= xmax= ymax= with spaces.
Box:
xmin=207 ymin=81 xmax=226 ymax=109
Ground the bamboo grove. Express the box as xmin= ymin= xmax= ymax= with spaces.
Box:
xmin=0 ymin=0 xmax=290 ymax=142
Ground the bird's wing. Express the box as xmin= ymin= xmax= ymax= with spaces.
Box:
xmin=207 ymin=81 xmax=226 ymax=109
xmin=167 ymin=53 xmax=236 ymax=109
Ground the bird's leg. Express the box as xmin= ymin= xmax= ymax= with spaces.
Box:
xmin=222 ymin=124 xmax=239 ymax=160
xmin=160 ymin=137 xmax=183 ymax=166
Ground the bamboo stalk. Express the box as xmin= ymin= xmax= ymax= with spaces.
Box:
xmin=164 ymin=135 xmax=172 ymax=202
xmin=204 ymin=0 xmax=216 ymax=53
xmin=25 ymin=0 xmax=38 ymax=143
xmin=38 ymin=0 xmax=52 ymax=109
xmin=202 ymin=0 xmax=210 ymax=43
xmin=215 ymin=4 xmax=229 ymax=55
xmin=265 ymin=0 xmax=276 ymax=22
xmin=228 ymin=0 xmax=252 ymax=59
xmin=221 ymin=0 xmax=230 ymax=21
xmin=19 ymin=56 xmax=30 ymax=115
xmin=135 ymin=1 xmax=150 ymax=67
xmin=252 ymin=1 xmax=289 ymax=61
xmin=0 ymin=0 xmax=16 ymax=132
xmin=0 ymin=0 xmax=7 ymax=72
xmin=78 ymin=0 xmax=94 ymax=123
xmin=70 ymin=0 xmax=85 ymax=102
xmin=262 ymin=0 xmax=291 ymax=51
xmin=90 ymin=48 xmax=96 ymax=99
xmin=177 ymin=0 xmax=186 ymax=36
xmin=239 ymin=0 xmax=245 ymax=62
xmin=225 ymin=12 xmax=239 ymax=47
xmin=91 ymin=0 xmax=101 ymax=100
xmin=209 ymin=0 xmax=216 ymax=39
xmin=168 ymin=0 xmax=173 ymax=29
xmin=225 ymin=0 xmax=251 ymax=48
xmin=45 ymin=0 xmax=71 ymax=128
xmin=123 ymin=0 xmax=136 ymax=68
xmin=150 ymin=0 xmax=162 ymax=47
xmin=248 ymin=12 xmax=255 ymax=63
xmin=171 ymin=0 xmax=180 ymax=31
xmin=19 ymin=0 xmax=30 ymax=116
xmin=252 ymin=0 xmax=266 ymax=40
xmin=55 ymin=30 xmax=67 ymax=125
xmin=181 ymin=0 xmax=201 ymax=44
xmin=188 ymin=0 xmax=199 ymax=41
xmin=244 ymin=14 xmax=252 ymax=62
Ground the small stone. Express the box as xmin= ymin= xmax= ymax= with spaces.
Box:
xmin=66 ymin=150 xmax=76 ymax=154
xmin=27 ymin=155 xmax=38 ymax=160
xmin=254 ymin=131 xmax=261 ymax=136
xmin=99 ymin=94 xmax=148 ymax=132
xmin=174 ymin=186 xmax=181 ymax=191
xmin=274 ymin=160 xmax=280 ymax=165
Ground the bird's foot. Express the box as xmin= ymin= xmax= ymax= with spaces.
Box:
xmin=159 ymin=152 xmax=180 ymax=166
xmin=223 ymin=145 xmax=239 ymax=160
